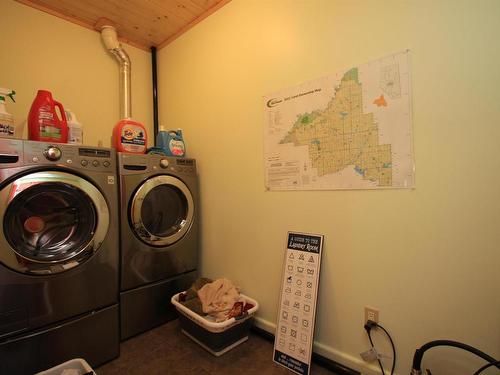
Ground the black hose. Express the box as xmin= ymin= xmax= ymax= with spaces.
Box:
xmin=473 ymin=360 xmax=500 ymax=375
xmin=411 ymin=340 xmax=499 ymax=372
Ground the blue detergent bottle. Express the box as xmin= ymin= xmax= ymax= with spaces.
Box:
xmin=156 ymin=128 xmax=186 ymax=157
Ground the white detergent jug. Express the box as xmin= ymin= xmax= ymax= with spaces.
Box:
xmin=65 ymin=109 xmax=83 ymax=144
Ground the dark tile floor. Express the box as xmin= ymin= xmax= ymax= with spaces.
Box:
xmin=97 ymin=319 xmax=337 ymax=375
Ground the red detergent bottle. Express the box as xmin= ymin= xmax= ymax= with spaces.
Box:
xmin=28 ymin=90 xmax=68 ymax=143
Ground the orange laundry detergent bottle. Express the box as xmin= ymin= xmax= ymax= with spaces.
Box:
xmin=112 ymin=119 xmax=147 ymax=153
xmin=28 ymin=90 xmax=68 ymax=143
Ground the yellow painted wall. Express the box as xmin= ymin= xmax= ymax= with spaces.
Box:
xmin=158 ymin=0 xmax=500 ymax=373
xmin=0 ymin=1 xmax=153 ymax=147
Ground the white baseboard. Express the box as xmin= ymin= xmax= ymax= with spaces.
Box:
xmin=253 ymin=316 xmax=396 ymax=375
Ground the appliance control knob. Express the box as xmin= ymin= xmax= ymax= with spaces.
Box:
xmin=44 ymin=146 xmax=62 ymax=161
xmin=160 ymin=159 xmax=169 ymax=169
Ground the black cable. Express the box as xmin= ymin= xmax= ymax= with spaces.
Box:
xmin=374 ymin=322 xmax=396 ymax=375
xmin=473 ymin=360 xmax=500 ymax=375
xmin=367 ymin=329 xmax=386 ymax=375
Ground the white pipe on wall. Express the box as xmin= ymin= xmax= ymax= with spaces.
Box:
xmin=100 ymin=25 xmax=131 ymax=119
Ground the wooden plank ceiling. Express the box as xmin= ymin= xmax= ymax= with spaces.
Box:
xmin=16 ymin=0 xmax=231 ymax=50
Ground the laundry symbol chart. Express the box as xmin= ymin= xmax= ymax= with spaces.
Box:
xmin=274 ymin=232 xmax=324 ymax=374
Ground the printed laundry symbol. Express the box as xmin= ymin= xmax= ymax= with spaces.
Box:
xmin=287 ymin=276 xmax=292 ymax=284
xmin=299 ymin=253 xmax=305 ymax=260
xmin=289 ymin=343 xmax=296 ymax=351
xmin=307 ymin=268 xmax=314 ymax=275
xmin=296 ymin=279 xmax=302 ymax=286
xmin=308 ymin=256 xmax=315 ymax=263
xmin=306 ymin=281 xmax=312 ymax=288
xmin=305 ymin=293 xmax=312 ymax=299
xmin=302 ymin=319 xmax=309 ymax=327
xmin=285 ymin=287 xmax=291 ymax=293
xmin=287 ymin=265 xmax=294 ymax=271
xmin=283 ymin=300 xmax=290 ymax=306
xmin=299 ymin=347 xmax=306 ymax=356
xmin=292 ymin=315 xmax=298 ymax=323
xmin=300 ymin=333 xmax=307 ymax=342
xmin=288 ymin=253 xmax=295 ymax=259
xmin=295 ymin=290 xmax=301 ymax=297
xmin=297 ymin=267 xmax=304 ymax=273
xmin=282 ymin=311 xmax=288 ymax=319
xmin=291 ymin=329 xmax=297 ymax=338
xmin=280 ymin=326 xmax=287 ymax=334
xmin=293 ymin=302 xmax=300 ymax=309
xmin=279 ymin=338 xmax=285 ymax=346
xmin=304 ymin=304 xmax=311 ymax=312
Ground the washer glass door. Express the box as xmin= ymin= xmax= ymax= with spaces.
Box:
xmin=130 ymin=175 xmax=194 ymax=247
xmin=0 ymin=171 xmax=109 ymax=274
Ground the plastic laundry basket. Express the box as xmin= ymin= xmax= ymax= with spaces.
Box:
xmin=35 ymin=358 xmax=94 ymax=374
xmin=171 ymin=292 xmax=259 ymax=356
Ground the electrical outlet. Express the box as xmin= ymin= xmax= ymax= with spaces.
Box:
xmin=365 ymin=306 xmax=379 ymax=323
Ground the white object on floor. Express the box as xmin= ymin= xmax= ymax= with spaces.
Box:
xmin=35 ymin=358 xmax=94 ymax=375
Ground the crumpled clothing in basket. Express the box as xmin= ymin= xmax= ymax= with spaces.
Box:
xmin=197 ymin=278 xmax=243 ymax=322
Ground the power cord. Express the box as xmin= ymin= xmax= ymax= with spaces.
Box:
xmin=364 ymin=320 xmax=396 ymax=375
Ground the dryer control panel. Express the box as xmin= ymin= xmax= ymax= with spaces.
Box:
xmin=118 ymin=153 xmax=196 ymax=176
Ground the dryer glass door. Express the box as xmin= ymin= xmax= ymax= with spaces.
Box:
xmin=130 ymin=175 xmax=194 ymax=247
xmin=0 ymin=171 xmax=110 ymax=274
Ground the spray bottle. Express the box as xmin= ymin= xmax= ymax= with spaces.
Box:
xmin=0 ymin=88 xmax=16 ymax=138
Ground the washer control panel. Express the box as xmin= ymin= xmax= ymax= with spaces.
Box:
xmin=24 ymin=141 xmax=115 ymax=171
